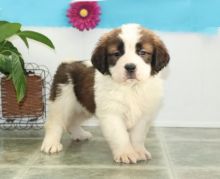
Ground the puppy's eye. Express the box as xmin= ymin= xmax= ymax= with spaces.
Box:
xmin=112 ymin=51 xmax=121 ymax=57
xmin=138 ymin=49 xmax=147 ymax=56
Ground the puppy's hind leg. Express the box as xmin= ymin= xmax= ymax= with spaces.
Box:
xmin=41 ymin=100 xmax=64 ymax=154
xmin=41 ymin=83 xmax=75 ymax=154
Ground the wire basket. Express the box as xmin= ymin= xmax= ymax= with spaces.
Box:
xmin=0 ymin=63 xmax=51 ymax=130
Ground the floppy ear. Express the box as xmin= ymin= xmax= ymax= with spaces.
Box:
xmin=151 ymin=40 xmax=170 ymax=75
xmin=91 ymin=43 xmax=108 ymax=74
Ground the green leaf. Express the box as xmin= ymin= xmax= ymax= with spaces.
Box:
xmin=18 ymin=34 xmax=29 ymax=48
xmin=16 ymin=30 xmax=29 ymax=48
xmin=17 ymin=30 xmax=55 ymax=49
xmin=0 ymin=40 xmax=21 ymax=55
xmin=0 ymin=54 xmax=12 ymax=74
xmin=0 ymin=53 xmax=26 ymax=102
xmin=0 ymin=40 xmax=25 ymax=75
xmin=9 ymin=53 xmax=26 ymax=102
xmin=0 ymin=21 xmax=9 ymax=26
xmin=0 ymin=23 xmax=21 ymax=42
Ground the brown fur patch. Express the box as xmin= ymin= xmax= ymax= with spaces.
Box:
xmin=91 ymin=29 xmax=124 ymax=74
xmin=50 ymin=62 xmax=96 ymax=114
xmin=139 ymin=29 xmax=170 ymax=75
xmin=49 ymin=63 xmax=69 ymax=101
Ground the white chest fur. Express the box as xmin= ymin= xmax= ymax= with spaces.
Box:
xmin=94 ymin=71 xmax=163 ymax=129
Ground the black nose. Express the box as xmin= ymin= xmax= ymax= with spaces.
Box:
xmin=124 ymin=63 xmax=136 ymax=73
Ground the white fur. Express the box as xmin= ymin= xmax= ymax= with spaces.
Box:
xmin=120 ymin=24 xmax=141 ymax=45
xmin=81 ymin=60 xmax=92 ymax=67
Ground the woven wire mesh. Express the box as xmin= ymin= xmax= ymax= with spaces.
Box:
xmin=0 ymin=63 xmax=51 ymax=130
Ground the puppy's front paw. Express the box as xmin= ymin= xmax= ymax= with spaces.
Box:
xmin=113 ymin=147 xmax=138 ymax=164
xmin=41 ymin=139 xmax=63 ymax=154
xmin=134 ymin=146 xmax=152 ymax=161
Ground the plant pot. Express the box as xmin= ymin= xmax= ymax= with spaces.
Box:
xmin=1 ymin=75 xmax=44 ymax=119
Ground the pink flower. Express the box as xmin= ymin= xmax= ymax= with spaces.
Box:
xmin=67 ymin=1 xmax=101 ymax=31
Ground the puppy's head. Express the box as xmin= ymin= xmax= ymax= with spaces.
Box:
xmin=91 ymin=24 xmax=170 ymax=83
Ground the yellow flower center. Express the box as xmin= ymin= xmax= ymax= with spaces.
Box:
xmin=79 ymin=8 xmax=88 ymax=17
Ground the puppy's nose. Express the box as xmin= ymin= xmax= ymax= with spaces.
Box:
xmin=124 ymin=63 xmax=136 ymax=73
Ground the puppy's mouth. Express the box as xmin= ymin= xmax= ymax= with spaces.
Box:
xmin=127 ymin=73 xmax=136 ymax=79
xmin=125 ymin=73 xmax=138 ymax=81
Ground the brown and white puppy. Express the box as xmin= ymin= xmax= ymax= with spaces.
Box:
xmin=41 ymin=24 xmax=169 ymax=164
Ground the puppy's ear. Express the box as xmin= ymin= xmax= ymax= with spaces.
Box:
xmin=91 ymin=43 xmax=108 ymax=74
xmin=151 ymin=40 xmax=170 ymax=74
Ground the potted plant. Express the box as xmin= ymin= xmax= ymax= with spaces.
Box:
xmin=0 ymin=21 xmax=54 ymax=119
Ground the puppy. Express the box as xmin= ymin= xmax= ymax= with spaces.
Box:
xmin=41 ymin=24 xmax=170 ymax=164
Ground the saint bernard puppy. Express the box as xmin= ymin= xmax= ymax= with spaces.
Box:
xmin=41 ymin=24 xmax=170 ymax=164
